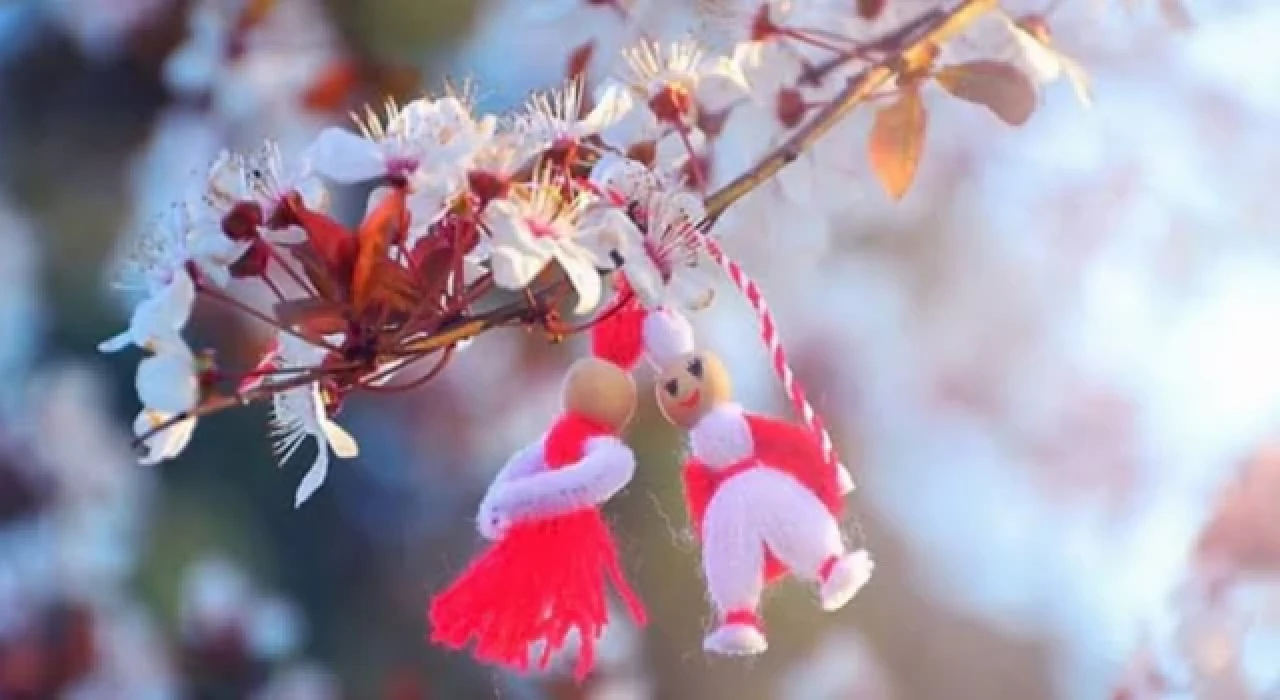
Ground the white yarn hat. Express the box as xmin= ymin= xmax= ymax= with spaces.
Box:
xmin=642 ymin=307 xmax=696 ymax=369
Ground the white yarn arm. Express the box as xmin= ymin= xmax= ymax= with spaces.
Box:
xmin=486 ymin=434 xmax=548 ymax=489
xmin=475 ymin=435 xmax=547 ymax=539
xmin=483 ymin=436 xmax=636 ymax=527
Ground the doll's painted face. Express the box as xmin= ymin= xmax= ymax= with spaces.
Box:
xmin=655 ymin=351 xmax=732 ymax=429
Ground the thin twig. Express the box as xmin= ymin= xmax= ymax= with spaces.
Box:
xmin=702 ymin=0 xmax=997 ymax=223
xmin=131 ymin=365 xmax=345 ymax=450
xmin=264 ymin=243 xmax=318 ymax=297
xmin=199 ymin=286 xmax=342 ymax=352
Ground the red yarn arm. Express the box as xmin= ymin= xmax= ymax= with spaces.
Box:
xmin=681 ymin=457 xmax=716 ymax=542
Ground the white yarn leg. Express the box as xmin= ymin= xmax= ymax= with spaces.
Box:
xmin=749 ymin=467 xmax=873 ymax=612
xmin=701 ymin=478 xmax=768 ymax=655
xmin=747 ymin=469 xmax=844 ymax=577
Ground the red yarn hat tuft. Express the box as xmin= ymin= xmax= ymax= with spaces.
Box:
xmin=591 ymin=276 xmax=697 ymax=371
xmin=590 ymin=298 xmax=648 ymax=370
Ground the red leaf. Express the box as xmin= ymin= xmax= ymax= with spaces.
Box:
xmin=282 ymin=194 xmax=357 ymax=300
xmin=285 ymin=194 xmax=352 ymax=270
xmin=567 ymin=42 xmax=595 ymax=81
xmin=857 ymin=0 xmax=887 ymax=20
xmin=274 ymin=299 xmax=349 ymax=337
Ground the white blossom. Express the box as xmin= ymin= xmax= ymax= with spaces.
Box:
xmin=98 ymin=267 xmax=197 ymax=354
xmin=588 ymin=187 xmax=714 ymax=311
xmin=132 ymin=408 xmax=197 ymax=467
xmin=517 ymin=78 xmax=635 ymax=149
xmin=128 ymin=337 xmax=202 ymax=466
xmin=590 ymin=152 xmax=666 ymax=204
xmin=208 ymin=141 xmax=328 ymax=219
xmin=618 ymin=38 xmax=749 ymax=113
xmin=135 ymin=341 xmax=200 ymax=416
xmin=483 ymin=178 xmax=608 ymax=314
xmin=269 ymin=335 xmax=359 ymax=508
xmin=309 ymin=96 xmax=496 ymax=185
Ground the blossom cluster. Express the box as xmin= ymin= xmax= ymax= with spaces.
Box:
xmin=103 ymin=0 xmax=1083 ymax=511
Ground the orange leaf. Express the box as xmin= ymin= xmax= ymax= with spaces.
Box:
xmin=935 ymin=61 xmax=1037 ymax=126
xmin=868 ymin=89 xmax=927 ymax=201
xmin=302 ymin=60 xmax=360 ymax=113
xmin=352 ymin=187 xmax=409 ymax=313
xmin=274 ymin=299 xmax=349 ymax=337
xmin=369 ymin=259 xmax=421 ymax=316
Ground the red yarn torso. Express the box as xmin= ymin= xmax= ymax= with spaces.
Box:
xmin=542 ymin=412 xmax=616 ymax=471
xmin=682 ymin=411 xmax=845 ymax=582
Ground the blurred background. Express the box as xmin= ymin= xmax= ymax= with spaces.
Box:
xmin=0 ymin=0 xmax=1278 ymax=698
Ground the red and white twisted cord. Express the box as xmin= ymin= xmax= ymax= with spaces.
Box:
xmin=701 ymin=237 xmax=854 ymax=494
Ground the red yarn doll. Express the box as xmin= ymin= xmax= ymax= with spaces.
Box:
xmin=653 ymin=348 xmax=875 ymax=656
xmin=428 ymin=290 xmax=667 ymax=680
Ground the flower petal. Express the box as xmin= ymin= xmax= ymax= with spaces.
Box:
xmin=600 ymin=103 xmax=661 ymax=152
xmin=580 ymin=82 xmax=635 ymax=136
xmin=162 ymin=39 xmax=221 ymax=96
xmin=130 ymin=269 xmax=197 ymax=340
xmin=322 ymin=420 xmax=359 ymax=459
xmin=137 ymin=351 xmax=199 ymax=414
xmin=623 ymin=256 xmax=666 ymax=310
xmin=580 ymin=207 xmax=642 ymax=261
xmin=670 ymin=266 xmax=717 ymax=312
xmin=490 ymin=246 xmax=551 ymax=290
xmin=294 ymin=451 xmax=330 ymax=508
xmin=589 ymin=153 xmax=660 ymax=203
xmin=483 ymin=200 xmax=534 ymax=247
xmin=98 ymin=331 xmax=132 ymax=354
xmin=307 ymin=128 xmax=386 ymax=183
xmin=556 ymin=249 xmax=604 ymax=315
xmin=133 ymin=410 xmax=197 ymax=466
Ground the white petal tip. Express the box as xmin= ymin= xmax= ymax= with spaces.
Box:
xmin=98 ymin=335 xmax=129 ymax=354
xmin=293 ymin=487 xmax=315 ymax=509
xmin=293 ymin=459 xmax=328 ymax=509
xmin=322 ymin=421 xmax=359 ymax=459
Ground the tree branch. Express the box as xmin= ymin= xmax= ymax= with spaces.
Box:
xmin=703 ymin=0 xmax=998 ymax=222
xmin=391 ymin=0 xmax=1001 ymax=359
xmin=134 ymin=0 xmax=1000 ymax=452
